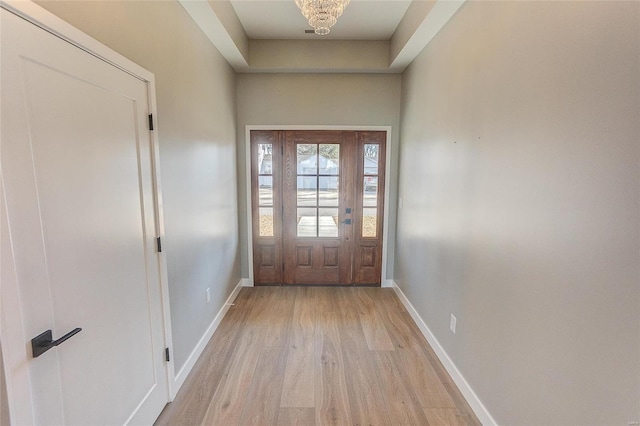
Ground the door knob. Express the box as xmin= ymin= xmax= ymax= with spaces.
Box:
xmin=31 ymin=328 xmax=82 ymax=358
xmin=340 ymin=218 xmax=352 ymax=225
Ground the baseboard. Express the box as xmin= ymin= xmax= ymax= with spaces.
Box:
xmin=382 ymin=279 xmax=394 ymax=288
xmin=241 ymin=278 xmax=253 ymax=287
xmin=391 ymin=281 xmax=497 ymax=426
xmin=171 ymin=280 xmax=243 ymax=395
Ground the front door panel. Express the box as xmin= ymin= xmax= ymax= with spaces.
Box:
xmin=250 ymin=130 xmax=386 ymax=286
xmin=282 ymin=131 xmax=356 ymax=285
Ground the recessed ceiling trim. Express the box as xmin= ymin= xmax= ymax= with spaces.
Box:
xmin=178 ymin=0 xmax=250 ymax=71
xmin=180 ymin=0 xmax=466 ymax=74
xmin=389 ymin=0 xmax=467 ymax=71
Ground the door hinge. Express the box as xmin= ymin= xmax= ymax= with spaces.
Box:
xmin=148 ymin=114 xmax=154 ymax=131
xmin=165 ymin=347 xmax=170 ymax=362
xmin=156 ymin=236 xmax=162 ymax=253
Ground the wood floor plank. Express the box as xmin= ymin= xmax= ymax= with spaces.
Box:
xmin=354 ymin=288 xmax=395 ymax=351
xmin=396 ymin=343 xmax=456 ymax=409
xmin=263 ymin=287 xmax=296 ymax=347
xmin=424 ymin=408 xmax=471 ymax=426
xmin=339 ymin=325 xmax=391 ymax=425
xmin=314 ymin=286 xmax=334 ymax=313
xmin=373 ymin=351 xmax=431 ymax=425
xmin=375 ymin=293 xmax=473 ymax=413
xmin=281 ymin=288 xmax=316 ymax=408
xmin=379 ymin=288 xmax=406 ymax=312
xmin=441 ymin=381 xmax=483 ymax=426
xmin=376 ymin=290 xmax=479 ymax=421
xmin=277 ymin=408 xmax=315 ymax=425
xmin=238 ymin=344 xmax=289 ymax=425
xmin=385 ymin=308 xmax=477 ymax=416
xmin=315 ymin=311 xmax=353 ymax=425
xmin=368 ymin=291 xmax=459 ymax=411
xmin=374 ymin=293 xmax=417 ymax=351
xmin=331 ymin=288 xmax=361 ymax=329
xmin=247 ymin=287 xmax=281 ymax=325
xmin=200 ymin=325 xmax=265 ymax=426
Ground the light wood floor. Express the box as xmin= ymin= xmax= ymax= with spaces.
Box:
xmin=155 ymin=287 xmax=480 ymax=426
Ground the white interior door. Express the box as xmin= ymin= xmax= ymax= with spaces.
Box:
xmin=1 ymin=7 xmax=169 ymax=425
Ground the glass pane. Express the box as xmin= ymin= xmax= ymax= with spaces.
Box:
xmin=297 ymin=176 xmax=317 ymax=206
xmin=297 ymin=144 xmax=317 ymax=175
xmin=319 ymin=208 xmax=339 ymax=238
xmin=258 ymin=143 xmax=273 ymax=174
xmin=297 ymin=208 xmax=317 ymax=237
xmin=363 ymin=177 xmax=377 ymax=207
xmin=258 ymin=176 xmax=273 ymax=206
xmin=259 ymin=207 xmax=274 ymax=237
xmin=319 ymin=144 xmax=340 ymax=175
xmin=362 ymin=208 xmax=377 ymax=238
xmin=319 ymin=176 xmax=339 ymax=206
xmin=364 ymin=144 xmax=379 ymax=175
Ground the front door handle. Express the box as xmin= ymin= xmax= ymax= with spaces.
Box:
xmin=31 ymin=328 xmax=82 ymax=358
xmin=340 ymin=218 xmax=352 ymax=225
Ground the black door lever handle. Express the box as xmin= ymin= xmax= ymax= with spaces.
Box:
xmin=31 ymin=328 xmax=82 ymax=358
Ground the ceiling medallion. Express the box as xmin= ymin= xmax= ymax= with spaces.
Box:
xmin=295 ymin=0 xmax=350 ymax=35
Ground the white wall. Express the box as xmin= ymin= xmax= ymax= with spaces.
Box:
xmin=237 ymin=73 xmax=402 ymax=281
xmin=36 ymin=1 xmax=241 ymax=373
xmin=249 ymin=40 xmax=390 ymax=72
xmin=396 ymin=1 xmax=640 ymax=424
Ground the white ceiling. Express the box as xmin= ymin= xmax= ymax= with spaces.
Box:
xmin=229 ymin=0 xmax=412 ymax=40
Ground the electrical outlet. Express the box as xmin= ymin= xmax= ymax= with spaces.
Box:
xmin=450 ymin=314 xmax=457 ymax=334
xmin=206 ymin=288 xmax=211 ymax=304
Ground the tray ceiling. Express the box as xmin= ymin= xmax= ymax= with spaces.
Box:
xmin=229 ymin=0 xmax=412 ymax=40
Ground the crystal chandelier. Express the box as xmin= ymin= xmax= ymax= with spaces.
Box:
xmin=295 ymin=0 xmax=350 ymax=35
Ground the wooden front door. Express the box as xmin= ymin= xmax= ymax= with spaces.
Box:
xmin=251 ymin=130 xmax=386 ymax=286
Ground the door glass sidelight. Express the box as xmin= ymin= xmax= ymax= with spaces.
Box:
xmin=258 ymin=143 xmax=274 ymax=237
xmin=362 ymin=143 xmax=380 ymax=238
xmin=251 ymin=131 xmax=284 ymax=286
xmin=296 ymin=143 xmax=340 ymax=237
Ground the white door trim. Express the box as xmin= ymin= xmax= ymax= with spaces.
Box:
xmin=0 ymin=2 xmax=175 ymax=423
xmin=244 ymin=125 xmax=393 ymax=287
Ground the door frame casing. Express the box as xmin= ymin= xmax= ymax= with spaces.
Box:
xmin=245 ymin=125 xmax=393 ymax=287
xmin=0 ymin=2 xmax=175 ymax=423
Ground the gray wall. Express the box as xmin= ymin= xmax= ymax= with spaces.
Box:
xmin=237 ymin=73 xmax=402 ymax=281
xmin=37 ymin=1 xmax=241 ymax=373
xmin=0 ymin=342 xmax=8 ymax=425
xmin=396 ymin=1 xmax=640 ymax=424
